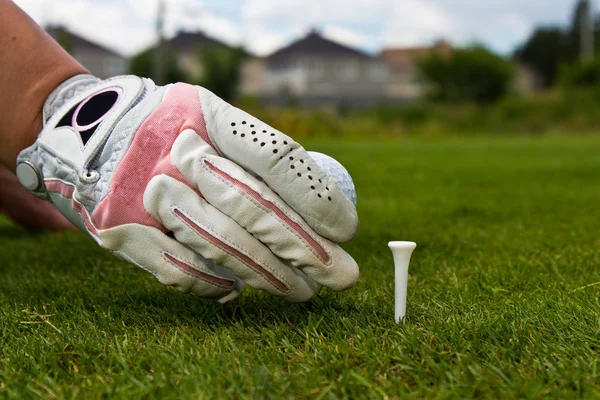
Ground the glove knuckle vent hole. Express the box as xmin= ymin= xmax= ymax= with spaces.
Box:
xmin=233 ymin=130 xmax=237 ymax=134
xmin=241 ymin=133 xmax=245 ymax=137
xmin=261 ymin=142 xmax=265 ymax=146
xmin=273 ymin=149 xmax=278 ymax=154
xmin=231 ymin=122 xmax=236 ymax=126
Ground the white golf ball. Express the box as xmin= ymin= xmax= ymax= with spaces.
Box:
xmin=308 ymin=151 xmax=357 ymax=206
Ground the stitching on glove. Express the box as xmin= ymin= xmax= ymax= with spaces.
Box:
xmin=162 ymin=251 xmax=235 ymax=288
xmin=172 ymin=206 xmax=292 ymax=294
xmin=202 ymin=159 xmax=332 ymax=266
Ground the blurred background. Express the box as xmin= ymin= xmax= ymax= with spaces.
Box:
xmin=13 ymin=0 xmax=600 ymax=137
xmin=5 ymin=4 xmax=600 ymax=395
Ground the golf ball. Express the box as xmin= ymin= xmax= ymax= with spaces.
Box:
xmin=308 ymin=151 xmax=357 ymax=206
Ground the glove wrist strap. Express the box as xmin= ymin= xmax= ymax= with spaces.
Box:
xmin=43 ymin=74 xmax=101 ymax=125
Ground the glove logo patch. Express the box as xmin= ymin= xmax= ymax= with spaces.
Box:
xmin=57 ymin=87 xmax=123 ymax=145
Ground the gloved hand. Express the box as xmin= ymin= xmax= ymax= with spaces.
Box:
xmin=16 ymin=75 xmax=359 ymax=303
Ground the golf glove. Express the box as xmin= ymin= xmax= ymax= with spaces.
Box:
xmin=16 ymin=75 xmax=359 ymax=303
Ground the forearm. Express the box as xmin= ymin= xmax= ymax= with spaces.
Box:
xmin=0 ymin=0 xmax=88 ymax=171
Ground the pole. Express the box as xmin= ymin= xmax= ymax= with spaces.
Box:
xmin=153 ymin=0 xmax=166 ymax=84
xmin=581 ymin=0 xmax=594 ymax=61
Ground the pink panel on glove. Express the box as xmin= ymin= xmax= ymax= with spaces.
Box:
xmin=45 ymin=179 xmax=98 ymax=236
xmin=45 ymin=179 xmax=75 ymax=198
xmin=92 ymin=83 xmax=211 ymax=230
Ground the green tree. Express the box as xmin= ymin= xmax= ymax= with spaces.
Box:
xmin=513 ymin=27 xmax=566 ymax=88
xmin=514 ymin=0 xmax=599 ymax=88
xmin=129 ymin=48 xmax=187 ymax=84
xmin=418 ymin=45 xmax=515 ymax=103
xmin=564 ymin=0 xmax=594 ymax=60
xmin=196 ymin=46 xmax=245 ymax=102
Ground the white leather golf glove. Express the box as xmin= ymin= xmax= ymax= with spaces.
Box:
xmin=16 ymin=75 xmax=359 ymax=303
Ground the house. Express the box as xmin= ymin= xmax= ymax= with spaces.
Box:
xmin=261 ymin=29 xmax=388 ymax=108
xmin=380 ymin=40 xmax=452 ymax=100
xmin=46 ymin=26 xmax=128 ymax=79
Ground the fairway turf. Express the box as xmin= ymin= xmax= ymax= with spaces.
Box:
xmin=1 ymin=136 xmax=600 ymax=398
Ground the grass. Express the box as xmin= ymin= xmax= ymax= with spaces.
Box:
xmin=2 ymin=135 xmax=600 ymax=399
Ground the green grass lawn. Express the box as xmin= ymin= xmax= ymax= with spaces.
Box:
xmin=2 ymin=135 xmax=600 ymax=399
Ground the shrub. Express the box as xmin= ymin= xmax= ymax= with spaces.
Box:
xmin=560 ymin=58 xmax=600 ymax=88
xmin=418 ymin=45 xmax=516 ymax=104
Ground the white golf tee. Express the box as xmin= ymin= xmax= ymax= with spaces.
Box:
xmin=388 ymin=241 xmax=417 ymax=323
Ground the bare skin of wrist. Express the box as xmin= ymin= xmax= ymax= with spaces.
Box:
xmin=0 ymin=164 xmax=74 ymax=230
xmin=0 ymin=0 xmax=89 ymax=171
xmin=0 ymin=1 xmax=84 ymax=230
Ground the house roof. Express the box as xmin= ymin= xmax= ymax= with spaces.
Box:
xmin=165 ymin=31 xmax=229 ymax=52
xmin=381 ymin=40 xmax=452 ymax=69
xmin=268 ymin=30 xmax=371 ymax=60
xmin=46 ymin=26 xmax=123 ymax=57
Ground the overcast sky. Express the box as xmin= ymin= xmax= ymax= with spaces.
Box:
xmin=13 ymin=0 xmax=591 ymax=57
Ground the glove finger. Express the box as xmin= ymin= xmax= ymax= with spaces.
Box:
xmin=196 ymin=86 xmax=358 ymax=243
xmin=99 ymin=224 xmax=244 ymax=303
xmin=144 ymin=174 xmax=318 ymax=302
xmin=171 ymin=130 xmax=359 ymax=291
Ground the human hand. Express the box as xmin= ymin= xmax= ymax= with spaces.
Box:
xmin=16 ymin=75 xmax=359 ymax=302
xmin=0 ymin=164 xmax=73 ymax=230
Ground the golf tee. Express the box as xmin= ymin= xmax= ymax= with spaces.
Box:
xmin=388 ymin=241 xmax=417 ymax=323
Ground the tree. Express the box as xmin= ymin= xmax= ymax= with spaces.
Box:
xmin=514 ymin=0 xmax=598 ymax=88
xmin=129 ymin=48 xmax=187 ymax=84
xmin=564 ymin=0 xmax=594 ymax=61
xmin=513 ymin=27 xmax=567 ymax=88
xmin=418 ymin=45 xmax=515 ymax=103
xmin=196 ymin=46 xmax=245 ymax=102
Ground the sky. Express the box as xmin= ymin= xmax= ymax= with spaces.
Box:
xmin=13 ymin=0 xmax=592 ymax=57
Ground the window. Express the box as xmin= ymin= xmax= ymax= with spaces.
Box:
xmin=338 ymin=60 xmax=359 ymax=81
xmin=309 ymin=59 xmax=324 ymax=80
xmin=295 ymin=57 xmax=309 ymax=71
